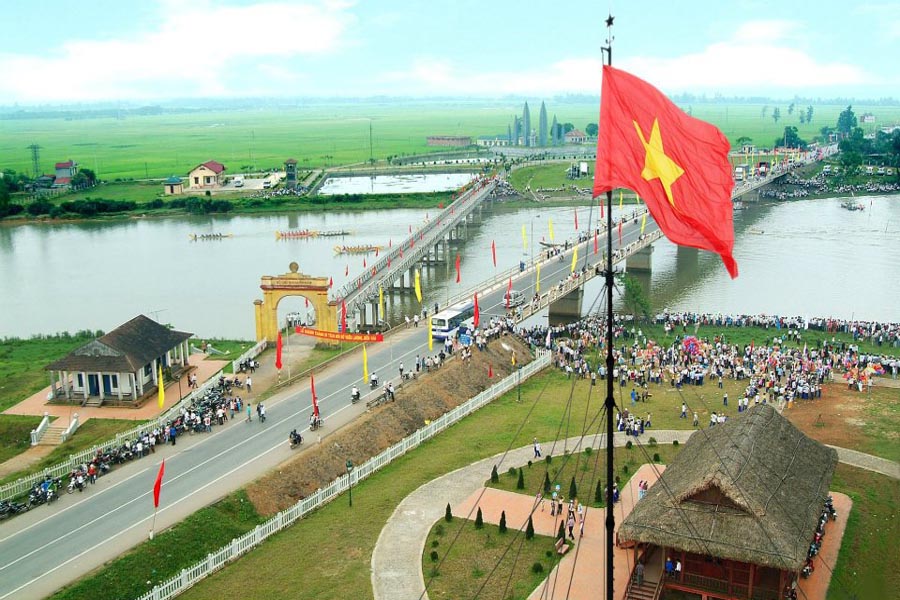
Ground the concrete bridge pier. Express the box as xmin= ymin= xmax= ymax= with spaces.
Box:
xmin=548 ymin=287 xmax=584 ymax=326
xmin=626 ymin=245 xmax=653 ymax=272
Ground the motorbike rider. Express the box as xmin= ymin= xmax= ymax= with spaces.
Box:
xmin=351 ymin=385 xmax=360 ymax=403
xmin=370 ymin=371 xmax=378 ymax=388
xmin=289 ymin=429 xmax=302 ymax=446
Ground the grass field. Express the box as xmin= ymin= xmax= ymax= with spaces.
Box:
xmin=4 ymin=102 xmax=899 ymax=181
xmin=49 ymin=356 xmax=900 ymax=600
xmin=423 ymin=521 xmax=558 ymax=600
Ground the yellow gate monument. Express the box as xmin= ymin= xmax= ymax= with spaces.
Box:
xmin=254 ymin=262 xmax=337 ymax=343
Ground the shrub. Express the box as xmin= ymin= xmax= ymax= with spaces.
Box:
xmin=525 ymin=516 xmax=535 ymax=540
xmin=623 ymin=464 xmax=629 ymax=473
xmin=583 ymin=447 xmax=592 ymax=456
xmin=49 ymin=206 xmax=63 ymax=218
xmin=434 ymin=524 xmax=444 ymax=536
xmin=490 ymin=465 xmax=499 ymax=484
xmin=648 ymin=437 xmax=658 ymax=447
xmin=653 ymin=453 xmax=661 ymax=462
xmin=595 ymin=480 xmax=603 ymax=504
xmin=531 ymin=562 xmax=544 ymax=574
xmin=507 ymin=466 xmax=517 ymax=477
xmin=474 ymin=507 xmax=484 ymax=529
xmin=545 ymin=550 xmax=553 ymax=558
xmin=569 ymin=476 xmax=577 ymax=500
xmin=625 ymin=440 xmax=633 ymax=450
xmin=430 ymin=550 xmax=439 ymax=562
xmin=673 ymin=439 xmax=680 ymax=447
xmin=545 ymin=454 xmax=553 ymax=464
xmin=499 ymin=511 xmax=507 ymax=533
xmin=147 ymin=198 xmax=165 ymax=209
xmin=445 ymin=503 xmax=453 ymax=522
xmin=516 ymin=468 xmax=525 ymax=490
xmin=431 ymin=539 xmax=439 ymax=548
xmin=527 ymin=460 xmax=532 ymax=468
xmin=26 ymin=200 xmax=53 ymax=215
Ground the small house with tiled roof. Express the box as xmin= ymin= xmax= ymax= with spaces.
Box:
xmin=45 ymin=315 xmax=193 ymax=406
xmin=163 ymin=175 xmax=184 ymax=195
xmin=188 ymin=160 xmax=226 ymax=190
xmin=53 ymin=159 xmax=78 ymax=188
xmin=564 ymin=129 xmax=587 ymax=144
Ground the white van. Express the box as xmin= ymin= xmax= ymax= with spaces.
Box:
xmin=865 ymin=166 xmax=875 ymax=175
xmin=233 ymin=175 xmax=244 ymax=188
xmin=262 ymin=180 xmax=272 ymax=189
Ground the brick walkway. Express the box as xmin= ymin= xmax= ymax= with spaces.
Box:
xmin=371 ymin=431 xmax=889 ymax=600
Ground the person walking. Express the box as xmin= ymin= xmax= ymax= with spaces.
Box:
xmin=693 ymin=411 xmax=699 ymax=427
xmin=246 ymin=376 xmax=252 ymax=393
xmin=723 ymin=392 xmax=728 ymax=407
xmin=169 ymin=424 xmax=177 ymax=446
xmin=635 ymin=561 xmax=645 ymax=585
xmin=246 ymin=403 xmax=252 ymax=422
xmin=567 ymin=515 xmax=576 ymax=540
xmin=533 ymin=438 xmax=542 ymax=458
xmin=680 ymin=402 xmax=687 ymax=418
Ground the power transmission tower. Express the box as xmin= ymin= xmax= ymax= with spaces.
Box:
xmin=27 ymin=144 xmax=42 ymax=178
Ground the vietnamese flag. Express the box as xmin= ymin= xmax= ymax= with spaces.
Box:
xmin=345 ymin=264 xmax=349 ymax=276
xmin=363 ymin=257 xmax=367 ymax=268
xmin=455 ymin=253 xmax=461 ymax=283
xmin=389 ymin=238 xmax=392 ymax=248
xmin=473 ymin=293 xmax=480 ymax=327
xmin=275 ymin=331 xmax=283 ymax=370
xmin=488 ymin=364 xmax=493 ymax=378
xmin=593 ymin=65 xmax=737 ymax=277
xmin=310 ymin=374 xmax=319 ymax=417
xmin=153 ymin=459 xmax=165 ymax=508
xmin=491 ymin=240 xmax=497 ymax=267
xmin=506 ymin=278 xmax=512 ymax=308
xmin=593 ymin=231 xmax=599 ymax=255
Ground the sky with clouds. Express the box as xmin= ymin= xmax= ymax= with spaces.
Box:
xmin=0 ymin=0 xmax=896 ymax=104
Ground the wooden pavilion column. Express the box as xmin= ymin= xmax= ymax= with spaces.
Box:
xmin=98 ymin=372 xmax=104 ymax=401
xmin=749 ymin=563 xmax=756 ymax=598
xmin=130 ymin=372 xmax=138 ymax=401
xmin=117 ymin=372 xmax=123 ymax=401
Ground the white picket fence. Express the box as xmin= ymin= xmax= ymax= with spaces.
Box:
xmin=230 ymin=340 xmax=267 ymax=374
xmin=0 ymin=368 xmax=225 ymax=503
xmin=135 ymin=349 xmax=552 ymax=600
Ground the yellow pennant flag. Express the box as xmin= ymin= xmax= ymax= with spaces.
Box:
xmin=362 ymin=344 xmax=368 ymax=383
xmin=378 ymin=284 xmax=384 ymax=320
xmin=548 ymin=218 xmax=554 ymax=242
xmin=571 ymin=245 xmax=578 ymax=273
xmin=619 ymin=189 xmax=623 ymax=210
xmin=427 ymin=315 xmax=433 ymax=351
xmin=536 ymin=263 xmax=541 ymax=293
xmin=521 ymin=224 xmax=527 ymax=251
xmin=641 ymin=213 xmax=647 ymax=234
xmin=414 ymin=269 xmax=422 ymax=303
xmin=157 ymin=364 xmax=165 ymax=409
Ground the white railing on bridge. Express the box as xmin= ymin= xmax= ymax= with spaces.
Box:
xmin=133 ymin=349 xmax=552 ymax=600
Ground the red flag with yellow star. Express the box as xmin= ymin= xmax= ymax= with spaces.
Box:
xmin=593 ymin=65 xmax=737 ymax=277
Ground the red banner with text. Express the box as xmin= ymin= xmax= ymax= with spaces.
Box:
xmin=295 ymin=327 xmax=384 ymax=343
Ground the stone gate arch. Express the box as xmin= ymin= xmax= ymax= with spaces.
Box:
xmin=254 ymin=262 xmax=337 ymax=343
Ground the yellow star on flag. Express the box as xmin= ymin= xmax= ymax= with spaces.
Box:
xmin=633 ymin=118 xmax=684 ymax=208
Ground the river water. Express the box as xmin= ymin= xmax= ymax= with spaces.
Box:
xmin=0 ymin=195 xmax=897 ymax=340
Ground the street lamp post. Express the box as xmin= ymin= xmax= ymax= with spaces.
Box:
xmin=346 ymin=460 xmax=354 ymax=507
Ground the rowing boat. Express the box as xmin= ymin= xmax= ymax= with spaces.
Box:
xmin=334 ymin=244 xmax=382 ymax=255
xmin=189 ymin=233 xmax=233 ymax=241
xmin=276 ymin=230 xmax=318 ymax=239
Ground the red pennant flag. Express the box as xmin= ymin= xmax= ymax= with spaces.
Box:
xmin=153 ymin=459 xmax=165 ymax=508
xmin=375 ymin=247 xmax=379 ymax=257
xmin=506 ymin=278 xmax=512 ymax=308
xmin=600 ymin=195 xmax=605 ymax=219
xmin=275 ymin=332 xmax=283 ymax=370
xmin=399 ymin=248 xmax=404 ymax=258
xmin=455 ymin=253 xmax=461 ymax=283
xmin=488 ymin=364 xmax=494 ymax=378
xmin=592 ymin=65 xmax=738 ymax=277
xmin=410 ymin=239 xmax=414 ymax=249
xmin=574 ymin=207 xmax=579 ymax=230
xmin=305 ymin=297 xmax=309 ymax=307
xmin=419 ymin=232 xmax=423 ymax=240
xmin=491 ymin=240 xmax=497 ymax=267
xmin=387 ymin=257 xmax=391 ymax=267
xmin=389 ymin=238 xmax=392 ymax=248
xmin=409 ymin=224 xmax=412 ymax=233
xmin=363 ymin=257 xmax=367 ymax=268
xmin=618 ymin=221 xmax=623 ymax=245
xmin=327 ymin=278 xmax=332 ymax=290
xmin=594 ymin=231 xmax=599 ymax=255
xmin=473 ymin=293 xmax=480 ymax=328
xmin=372 ymin=267 xmax=376 ymax=276
xmin=345 ymin=264 xmax=349 ymax=276
xmin=341 ymin=300 xmax=347 ymax=332
xmin=311 ymin=374 xmax=319 ymax=417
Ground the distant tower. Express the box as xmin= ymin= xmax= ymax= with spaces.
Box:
xmin=284 ymin=158 xmax=298 ymax=189
xmin=522 ymin=102 xmax=531 ymax=147
xmin=27 ymin=144 xmax=42 ymax=178
xmin=513 ymin=116 xmax=521 ymax=146
xmin=551 ymin=115 xmax=559 ymax=146
xmin=538 ymin=102 xmax=548 ymax=147
xmin=507 ymin=124 xmax=513 ymax=145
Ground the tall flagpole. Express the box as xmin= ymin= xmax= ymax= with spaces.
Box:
xmin=602 ymin=13 xmax=616 ymax=600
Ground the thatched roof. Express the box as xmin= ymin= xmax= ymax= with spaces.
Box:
xmin=619 ymin=404 xmax=836 ymax=571
xmin=45 ymin=315 xmax=191 ymax=373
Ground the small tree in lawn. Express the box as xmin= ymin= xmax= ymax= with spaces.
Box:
xmin=526 ymin=516 xmax=535 ymax=540
xmin=557 ymin=520 xmax=566 ymax=541
xmin=445 ymin=503 xmax=453 ymax=522
xmin=568 ymin=476 xmax=577 ymax=501
xmin=499 ymin=511 xmax=507 ymax=533
xmin=595 ymin=480 xmax=604 ymax=505
xmin=475 ymin=507 xmax=484 ymax=529
xmin=517 ymin=468 xmax=525 ymax=490
xmin=490 ymin=465 xmax=499 ymax=483
xmin=543 ymin=472 xmax=551 ymax=493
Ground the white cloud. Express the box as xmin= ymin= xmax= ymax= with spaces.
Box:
xmin=387 ymin=20 xmax=873 ymax=97
xmin=0 ymin=1 xmax=353 ymax=101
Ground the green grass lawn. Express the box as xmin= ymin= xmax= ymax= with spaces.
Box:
xmin=0 ymin=331 xmax=99 ymax=413
xmin=0 ymin=414 xmax=49 ymax=465
xmin=423 ymin=521 xmax=558 ymax=600
xmin=1 ymin=418 xmax=144 ymax=487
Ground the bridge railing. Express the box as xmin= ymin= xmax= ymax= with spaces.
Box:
xmin=134 ymin=349 xmax=552 ymax=600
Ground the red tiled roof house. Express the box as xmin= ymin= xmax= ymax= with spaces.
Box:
xmin=187 ymin=160 xmax=226 ymax=190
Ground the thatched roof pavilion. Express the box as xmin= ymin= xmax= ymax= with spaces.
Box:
xmin=619 ymin=404 xmax=837 ymax=599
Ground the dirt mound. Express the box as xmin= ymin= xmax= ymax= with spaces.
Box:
xmin=247 ymin=335 xmax=533 ymax=516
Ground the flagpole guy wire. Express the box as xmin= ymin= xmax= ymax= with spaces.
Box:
xmin=601 ymin=13 xmax=616 ymax=600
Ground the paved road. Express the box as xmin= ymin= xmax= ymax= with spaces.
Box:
xmin=0 ymin=214 xmax=650 ymax=600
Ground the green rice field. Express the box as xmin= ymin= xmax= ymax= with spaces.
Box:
xmin=2 ymin=101 xmax=898 ymax=181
